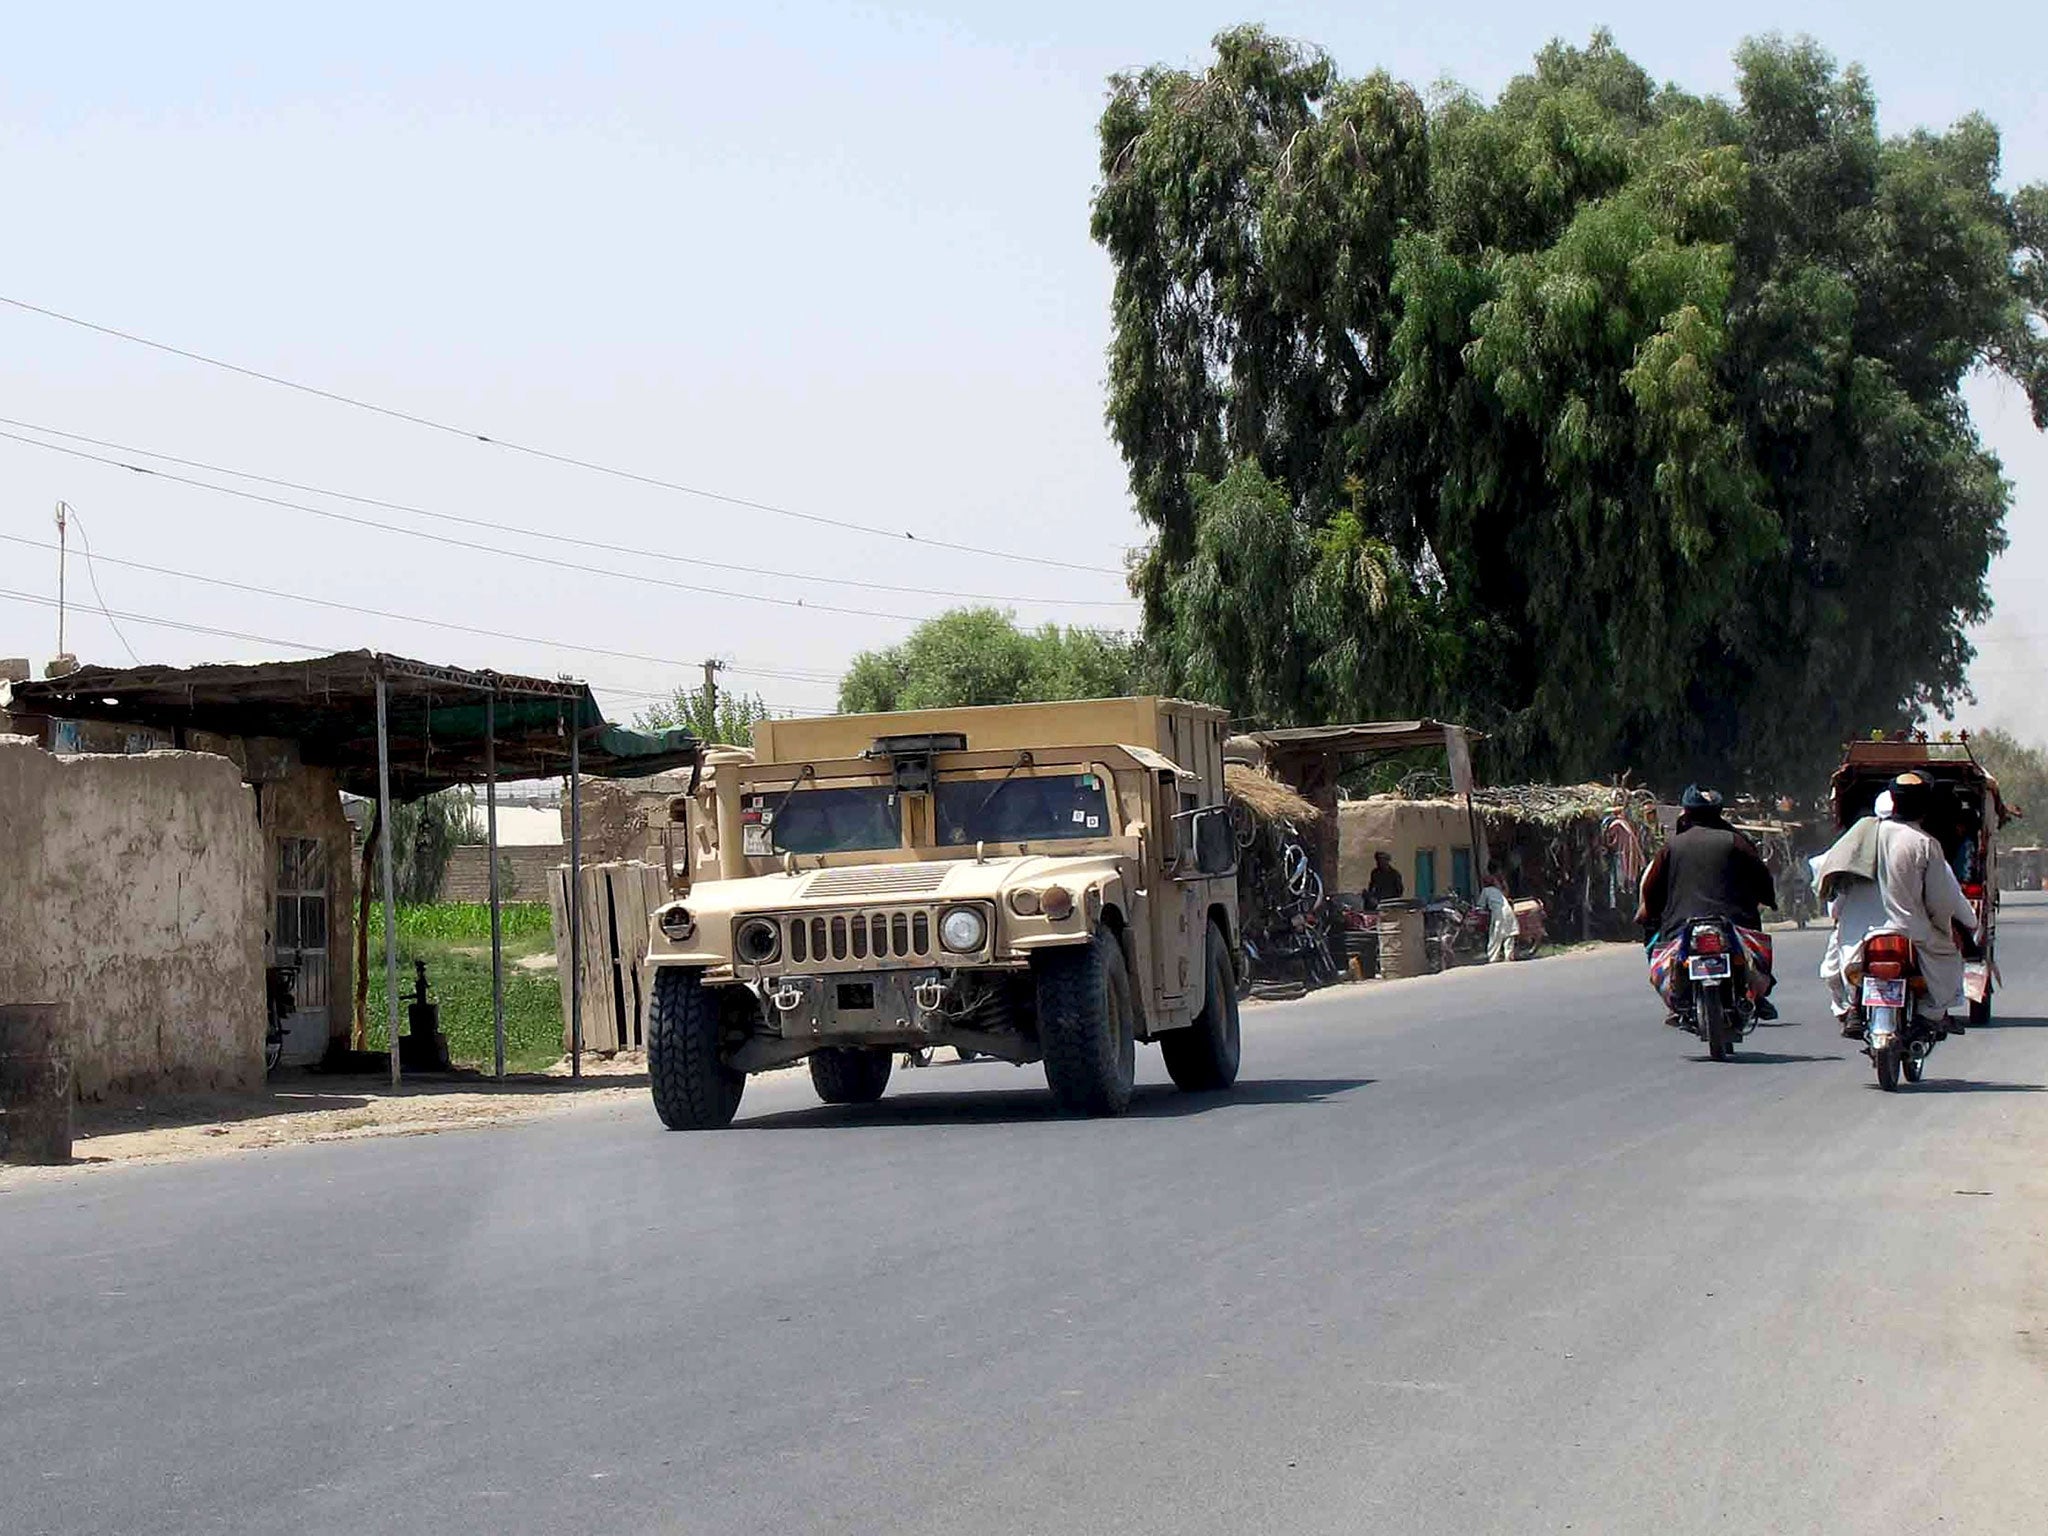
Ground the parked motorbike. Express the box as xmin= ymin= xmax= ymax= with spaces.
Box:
xmin=1422 ymin=893 xmax=1489 ymax=972
xmin=1676 ymin=917 xmax=1754 ymax=1061
xmin=1423 ymin=892 xmax=1546 ymax=970
xmin=1849 ymin=931 xmax=1940 ymax=1091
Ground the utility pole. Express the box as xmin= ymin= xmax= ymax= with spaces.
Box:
xmin=54 ymin=502 xmax=67 ymax=658
xmin=702 ymin=657 xmax=724 ymax=733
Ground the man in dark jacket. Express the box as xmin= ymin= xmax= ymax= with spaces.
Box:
xmin=1639 ymin=785 xmax=1780 ymax=1020
xmin=1365 ymin=851 xmax=1404 ymax=908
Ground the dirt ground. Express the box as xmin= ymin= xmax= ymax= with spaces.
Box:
xmin=0 ymin=1050 xmax=737 ymax=1189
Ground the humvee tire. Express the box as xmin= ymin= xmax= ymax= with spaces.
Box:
xmin=809 ymin=1047 xmax=893 ymax=1105
xmin=648 ymin=968 xmax=746 ymax=1130
xmin=1161 ymin=922 xmax=1241 ymax=1092
xmin=1033 ymin=928 xmax=1136 ymax=1116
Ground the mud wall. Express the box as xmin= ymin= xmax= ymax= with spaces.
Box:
xmin=1339 ymin=799 xmax=1478 ymax=900
xmin=0 ymin=737 xmax=266 ymax=1097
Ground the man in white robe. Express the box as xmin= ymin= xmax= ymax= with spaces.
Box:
xmin=1823 ymin=776 xmax=1978 ymax=1033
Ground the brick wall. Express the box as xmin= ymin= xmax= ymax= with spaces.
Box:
xmin=438 ymin=844 xmax=562 ymax=903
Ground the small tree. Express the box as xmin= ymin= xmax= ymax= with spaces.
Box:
xmin=384 ymin=789 xmax=482 ymax=903
xmin=1966 ymin=729 xmax=2048 ymax=850
xmin=636 ymin=683 xmax=772 ymax=747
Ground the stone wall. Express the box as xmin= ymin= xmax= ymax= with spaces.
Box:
xmin=438 ymin=844 xmax=563 ymax=904
xmin=0 ymin=737 xmax=266 ymax=1097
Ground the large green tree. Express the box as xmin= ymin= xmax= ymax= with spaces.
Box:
xmin=1093 ymin=27 xmax=2047 ymax=790
xmin=838 ymin=608 xmax=1140 ymax=713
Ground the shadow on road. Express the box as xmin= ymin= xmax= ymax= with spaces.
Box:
xmin=1692 ymin=1051 xmax=1844 ymax=1064
xmin=1879 ymin=1079 xmax=2046 ymax=1094
xmin=737 ymin=1077 xmax=1374 ymax=1130
xmin=1976 ymin=1014 xmax=2048 ymax=1030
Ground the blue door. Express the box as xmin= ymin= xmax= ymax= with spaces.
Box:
xmin=1415 ymin=849 xmax=1438 ymax=901
xmin=1450 ymin=846 xmax=1474 ymax=899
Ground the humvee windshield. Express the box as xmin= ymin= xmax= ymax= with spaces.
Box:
xmin=745 ymin=787 xmax=901 ymax=855
xmin=935 ymin=772 xmax=1113 ymax=847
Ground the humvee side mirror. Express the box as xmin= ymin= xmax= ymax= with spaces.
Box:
xmin=1174 ymin=805 xmax=1238 ymax=879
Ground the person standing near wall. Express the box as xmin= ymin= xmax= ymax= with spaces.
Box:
xmin=1482 ymin=864 xmax=1517 ymax=963
xmin=1366 ymin=850 xmax=1404 ymax=908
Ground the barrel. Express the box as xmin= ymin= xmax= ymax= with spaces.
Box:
xmin=0 ymin=1003 xmax=73 ymax=1165
xmin=1376 ymin=901 xmax=1428 ymax=980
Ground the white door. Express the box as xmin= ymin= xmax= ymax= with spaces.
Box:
xmin=274 ymin=836 xmax=330 ymax=1065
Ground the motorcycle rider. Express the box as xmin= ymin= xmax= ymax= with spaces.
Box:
xmin=1637 ymin=785 xmax=1780 ymax=1022
xmin=1822 ymin=772 xmax=1979 ymax=1038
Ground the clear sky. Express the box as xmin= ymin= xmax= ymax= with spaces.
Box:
xmin=3 ymin=3 xmax=2042 ymax=739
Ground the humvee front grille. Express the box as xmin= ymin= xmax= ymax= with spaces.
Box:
xmin=786 ymin=909 xmax=934 ymax=966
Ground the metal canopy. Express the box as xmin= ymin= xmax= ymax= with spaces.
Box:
xmin=7 ymin=650 xmax=701 ymax=1090
xmin=6 ymin=650 xmax=699 ymax=800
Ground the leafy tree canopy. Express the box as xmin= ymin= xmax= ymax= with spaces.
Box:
xmin=838 ymin=608 xmax=1140 ymax=713
xmin=636 ymin=681 xmax=773 ymax=747
xmin=1093 ymin=26 xmax=2046 ymax=792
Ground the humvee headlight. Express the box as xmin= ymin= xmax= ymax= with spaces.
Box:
xmin=939 ymin=905 xmax=987 ymax=953
xmin=735 ymin=917 xmax=782 ymax=965
xmin=1007 ymin=889 xmax=1041 ymax=917
xmin=1039 ymin=886 xmax=1075 ymax=922
xmin=659 ymin=905 xmax=696 ymax=941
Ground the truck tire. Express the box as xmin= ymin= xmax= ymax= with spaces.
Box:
xmin=1033 ymin=928 xmax=1136 ymax=1116
xmin=1161 ymin=922 xmax=1241 ymax=1092
xmin=647 ymin=968 xmax=746 ymax=1130
xmin=808 ymin=1047 xmax=893 ymax=1105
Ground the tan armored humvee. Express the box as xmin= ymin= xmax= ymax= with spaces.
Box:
xmin=642 ymin=697 xmax=1242 ymax=1128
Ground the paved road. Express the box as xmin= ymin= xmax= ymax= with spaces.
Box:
xmin=6 ymin=905 xmax=2046 ymax=1535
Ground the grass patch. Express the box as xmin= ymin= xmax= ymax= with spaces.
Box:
xmin=363 ymin=903 xmax=562 ymax=1072
xmin=391 ymin=901 xmax=553 ymax=943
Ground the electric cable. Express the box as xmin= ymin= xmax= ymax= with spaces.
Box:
xmin=0 ymin=293 xmax=1127 ymax=575
xmin=0 ymin=415 xmax=1137 ymax=609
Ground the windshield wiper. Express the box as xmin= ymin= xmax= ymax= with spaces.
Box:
xmin=766 ymin=764 xmax=816 ymax=835
xmin=977 ymin=751 xmax=1034 ymax=814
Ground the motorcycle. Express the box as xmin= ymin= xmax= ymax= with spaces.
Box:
xmin=1422 ymin=892 xmax=1489 ymax=971
xmin=1675 ymin=917 xmax=1755 ymax=1061
xmin=1423 ymin=891 xmax=1546 ymax=970
xmin=1849 ymin=931 xmax=1940 ymax=1091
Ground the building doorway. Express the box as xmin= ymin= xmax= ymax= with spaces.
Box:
xmin=274 ymin=835 xmax=330 ymax=1064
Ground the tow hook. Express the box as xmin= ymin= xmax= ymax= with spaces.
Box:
xmin=914 ymin=978 xmax=947 ymax=1014
xmin=769 ymin=982 xmax=806 ymax=1013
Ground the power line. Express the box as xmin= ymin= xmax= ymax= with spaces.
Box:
xmin=0 ymin=428 xmax=923 ymax=624
xmin=0 ymin=532 xmax=846 ymax=687
xmin=0 ymin=584 xmax=819 ymax=714
xmin=0 ymin=415 xmax=1138 ymax=610
xmin=56 ymin=507 xmax=140 ymax=665
xmin=0 ymin=293 xmax=1127 ymax=576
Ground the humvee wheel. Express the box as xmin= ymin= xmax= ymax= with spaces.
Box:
xmin=809 ymin=1047 xmax=894 ymax=1105
xmin=1033 ymin=928 xmax=1136 ymax=1116
xmin=1161 ymin=922 xmax=1241 ymax=1093
xmin=647 ymin=968 xmax=746 ymax=1130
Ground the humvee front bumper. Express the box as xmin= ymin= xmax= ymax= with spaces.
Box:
xmin=764 ymin=967 xmax=947 ymax=1041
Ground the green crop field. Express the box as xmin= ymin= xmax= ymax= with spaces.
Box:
xmin=361 ymin=903 xmax=563 ymax=1073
